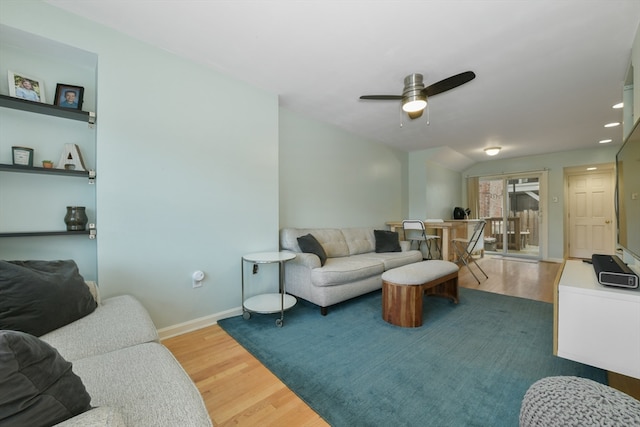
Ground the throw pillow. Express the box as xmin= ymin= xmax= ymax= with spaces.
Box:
xmin=0 ymin=260 xmax=97 ymax=337
xmin=0 ymin=330 xmax=92 ymax=427
xmin=297 ymin=233 xmax=328 ymax=266
xmin=374 ymin=230 xmax=401 ymax=253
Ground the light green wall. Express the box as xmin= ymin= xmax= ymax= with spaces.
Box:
xmin=279 ymin=108 xmax=408 ymax=228
xmin=1 ymin=1 xmax=279 ymax=329
xmin=408 ymin=148 xmax=464 ymax=220
xmin=462 ymin=146 xmax=619 ymax=260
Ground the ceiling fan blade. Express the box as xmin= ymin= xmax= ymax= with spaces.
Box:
xmin=359 ymin=95 xmax=403 ymax=100
xmin=408 ymin=110 xmax=423 ymax=120
xmin=423 ymin=71 xmax=476 ymax=97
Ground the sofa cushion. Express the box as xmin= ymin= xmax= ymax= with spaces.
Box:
xmin=281 ymin=228 xmax=350 ymax=258
xmin=362 ymin=250 xmax=424 ymax=270
xmin=310 ymin=256 xmax=384 ymax=287
xmin=72 ymin=342 xmax=212 ymax=427
xmin=0 ymin=260 xmax=97 ymax=337
xmin=0 ymin=330 xmax=92 ymax=427
xmin=54 ymin=406 xmax=126 ymax=427
xmin=374 ymin=230 xmax=401 ymax=253
xmin=41 ymin=295 xmax=159 ymax=362
xmin=297 ymin=233 xmax=328 ymax=266
xmin=341 ymin=227 xmax=376 ymax=255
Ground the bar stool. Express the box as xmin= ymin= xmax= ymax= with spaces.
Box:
xmin=402 ymin=220 xmax=441 ymax=260
xmin=452 ymin=220 xmax=488 ymax=284
xmin=424 ymin=219 xmax=444 ymax=259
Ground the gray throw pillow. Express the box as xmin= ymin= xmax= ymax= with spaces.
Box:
xmin=0 ymin=330 xmax=92 ymax=427
xmin=374 ymin=230 xmax=401 ymax=253
xmin=0 ymin=260 xmax=97 ymax=337
xmin=297 ymin=233 xmax=328 ymax=266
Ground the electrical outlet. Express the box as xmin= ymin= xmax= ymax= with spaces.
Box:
xmin=253 ymin=264 xmax=259 ymax=274
xmin=192 ymin=270 xmax=205 ymax=288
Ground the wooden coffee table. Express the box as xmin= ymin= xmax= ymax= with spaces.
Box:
xmin=381 ymin=260 xmax=459 ymax=328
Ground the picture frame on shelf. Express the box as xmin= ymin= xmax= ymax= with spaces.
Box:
xmin=54 ymin=83 xmax=84 ymax=110
xmin=12 ymin=146 xmax=34 ymax=167
xmin=8 ymin=70 xmax=46 ymax=103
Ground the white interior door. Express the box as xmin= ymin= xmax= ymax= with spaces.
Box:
xmin=568 ymin=171 xmax=615 ymax=258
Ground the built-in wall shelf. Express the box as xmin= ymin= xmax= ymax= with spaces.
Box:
xmin=0 ymin=163 xmax=93 ymax=178
xmin=0 ymin=94 xmax=95 ymax=125
xmin=0 ymin=230 xmax=92 ymax=238
xmin=0 ymin=24 xmax=99 ymax=276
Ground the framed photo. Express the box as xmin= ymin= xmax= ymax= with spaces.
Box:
xmin=8 ymin=71 xmax=46 ymax=103
xmin=54 ymin=84 xmax=84 ymax=110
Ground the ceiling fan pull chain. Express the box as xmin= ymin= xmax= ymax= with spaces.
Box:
xmin=426 ymin=102 xmax=430 ymax=126
xmin=399 ymin=105 xmax=404 ymax=127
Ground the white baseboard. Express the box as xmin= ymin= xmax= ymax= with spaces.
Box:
xmin=158 ymin=306 xmax=242 ymax=340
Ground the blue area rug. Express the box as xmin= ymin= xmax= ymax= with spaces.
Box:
xmin=219 ymin=288 xmax=606 ymax=426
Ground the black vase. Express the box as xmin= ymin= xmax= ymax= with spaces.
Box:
xmin=64 ymin=206 xmax=88 ymax=231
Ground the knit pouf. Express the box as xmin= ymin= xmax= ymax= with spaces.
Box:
xmin=520 ymin=376 xmax=640 ymax=426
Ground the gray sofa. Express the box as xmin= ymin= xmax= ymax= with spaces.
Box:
xmin=41 ymin=288 xmax=211 ymax=427
xmin=280 ymin=227 xmax=423 ymax=314
xmin=10 ymin=283 xmax=212 ymax=427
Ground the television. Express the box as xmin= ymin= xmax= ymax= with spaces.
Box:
xmin=616 ymin=119 xmax=640 ymax=263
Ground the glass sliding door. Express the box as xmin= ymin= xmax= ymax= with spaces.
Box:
xmin=477 ymin=172 xmax=542 ymax=259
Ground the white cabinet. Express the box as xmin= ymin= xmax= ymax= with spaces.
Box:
xmin=556 ymin=260 xmax=640 ymax=379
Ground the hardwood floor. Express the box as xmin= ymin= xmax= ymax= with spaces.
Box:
xmin=163 ymin=257 xmax=639 ymax=426
xmin=457 ymin=256 xmax=557 ymax=303
xmin=163 ymin=324 xmax=328 ymax=426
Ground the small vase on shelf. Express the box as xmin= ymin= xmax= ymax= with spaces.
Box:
xmin=64 ymin=206 xmax=88 ymax=231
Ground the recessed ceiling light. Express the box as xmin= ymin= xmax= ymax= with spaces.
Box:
xmin=604 ymin=122 xmax=620 ymax=128
xmin=599 ymin=139 xmax=612 ymax=144
xmin=484 ymin=147 xmax=501 ymax=156
xmin=613 ymin=102 xmax=623 ymax=109
xmin=587 ymin=167 xmax=597 ymax=171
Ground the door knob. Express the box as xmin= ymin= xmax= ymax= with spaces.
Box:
xmin=605 ymin=220 xmax=611 ymax=224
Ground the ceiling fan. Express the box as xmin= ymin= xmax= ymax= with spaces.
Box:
xmin=359 ymin=71 xmax=476 ymax=119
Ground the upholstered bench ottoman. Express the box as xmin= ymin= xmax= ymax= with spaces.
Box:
xmin=519 ymin=376 xmax=640 ymax=426
xmin=381 ymin=260 xmax=459 ymax=327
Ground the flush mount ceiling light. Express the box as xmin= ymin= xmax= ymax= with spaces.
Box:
xmin=604 ymin=122 xmax=620 ymax=128
xmin=484 ymin=147 xmax=501 ymax=156
xmin=599 ymin=139 xmax=612 ymax=144
xmin=613 ymin=102 xmax=623 ymax=109
xmin=401 ymin=74 xmax=427 ymax=113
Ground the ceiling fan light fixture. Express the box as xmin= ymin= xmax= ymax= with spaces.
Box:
xmin=401 ymin=73 xmax=427 ymax=113
xmin=402 ymin=97 xmax=427 ymax=113
xmin=484 ymin=147 xmax=501 ymax=156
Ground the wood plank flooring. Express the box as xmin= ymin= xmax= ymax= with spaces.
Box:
xmin=163 ymin=257 xmax=639 ymax=426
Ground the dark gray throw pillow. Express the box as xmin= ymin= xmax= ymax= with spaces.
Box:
xmin=297 ymin=233 xmax=328 ymax=266
xmin=0 ymin=330 xmax=92 ymax=427
xmin=0 ymin=260 xmax=97 ymax=337
xmin=374 ymin=230 xmax=401 ymax=253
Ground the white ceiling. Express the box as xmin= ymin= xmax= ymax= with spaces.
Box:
xmin=46 ymin=0 xmax=640 ymax=163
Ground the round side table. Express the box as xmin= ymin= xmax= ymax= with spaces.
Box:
xmin=241 ymin=251 xmax=296 ymax=327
